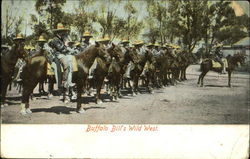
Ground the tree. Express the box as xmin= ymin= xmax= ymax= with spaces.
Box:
xmin=35 ymin=0 xmax=66 ymax=29
xmin=201 ymin=1 xmax=248 ymax=54
xmin=123 ymin=2 xmax=143 ymax=40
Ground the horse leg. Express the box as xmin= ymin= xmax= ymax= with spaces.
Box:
xmin=134 ymin=75 xmax=140 ymax=95
xmin=76 ymin=80 xmax=85 ymax=113
xmin=47 ymin=76 xmax=54 ymax=99
xmin=96 ymin=76 xmax=105 ymax=104
xmin=184 ymin=66 xmax=188 ymax=80
xmin=200 ymin=71 xmax=209 ymax=87
xmin=20 ymin=80 xmax=38 ymax=115
xmin=228 ymin=71 xmax=232 ymax=87
xmin=8 ymin=82 xmax=12 ymax=91
xmin=1 ymin=78 xmax=10 ymax=107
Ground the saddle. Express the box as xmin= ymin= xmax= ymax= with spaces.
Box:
xmin=211 ymin=58 xmax=228 ymax=68
xmin=47 ymin=56 xmax=78 ymax=75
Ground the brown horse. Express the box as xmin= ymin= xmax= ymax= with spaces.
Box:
xmin=179 ymin=52 xmax=197 ymax=81
xmin=128 ymin=48 xmax=153 ymax=95
xmin=20 ymin=43 xmax=110 ymax=115
xmin=1 ymin=42 xmax=26 ymax=107
xmin=197 ymin=53 xmax=246 ymax=87
xmin=88 ymin=43 xmax=125 ymax=104
xmin=106 ymin=44 xmax=132 ymax=101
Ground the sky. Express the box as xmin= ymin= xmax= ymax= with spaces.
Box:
xmin=1 ymin=0 xmax=249 ymax=38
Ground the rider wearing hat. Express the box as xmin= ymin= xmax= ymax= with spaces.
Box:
xmin=48 ymin=23 xmax=75 ymax=93
xmin=213 ymin=42 xmax=226 ymax=74
xmin=12 ymin=34 xmax=26 ymax=83
xmin=133 ymin=40 xmax=145 ymax=55
xmin=119 ymin=39 xmax=132 ymax=78
xmin=81 ymin=31 xmax=93 ymax=51
xmin=119 ymin=38 xmax=130 ymax=54
xmin=30 ymin=35 xmax=47 ymax=58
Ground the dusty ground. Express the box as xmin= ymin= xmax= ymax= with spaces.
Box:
xmin=1 ymin=65 xmax=249 ymax=124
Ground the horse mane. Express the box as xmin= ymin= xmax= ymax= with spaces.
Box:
xmin=75 ymin=45 xmax=97 ymax=60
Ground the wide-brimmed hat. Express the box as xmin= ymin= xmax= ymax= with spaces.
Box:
xmin=14 ymin=34 xmax=25 ymax=41
xmin=121 ymin=38 xmax=129 ymax=44
xmin=154 ymin=43 xmax=161 ymax=47
xmin=74 ymin=42 xmax=81 ymax=46
xmin=215 ymin=43 xmax=223 ymax=48
xmin=172 ymin=44 xmax=180 ymax=49
xmin=82 ymin=31 xmax=93 ymax=37
xmin=96 ymin=37 xmax=106 ymax=42
xmin=24 ymin=45 xmax=35 ymax=50
xmin=37 ymin=35 xmax=46 ymax=42
xmin=133 ymin=40 xmax=144 ymax=46
xmin=104 ymin=36 xmax=110 ymax=42
xmin=146 ymin=43 xmax=154 ymax=47
xmin=52 ymin=23 xmax=70 ymax=33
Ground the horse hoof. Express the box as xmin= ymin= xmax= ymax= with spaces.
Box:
xmin=77 ymin=109 xmax=85 ymax=114
xmin=47 ymin=94 xmax=53 ymax=99
xmin=1 ymin=104 xmax=5 ymax=108
xmin=97 ymin=100 xmax=103 ymax=104
xmin=26 ymin=108 xmax=32 ymax=114
xmin=71 ymin=95 xmax=77 ymax=100
xmin=4 ymin=103 xmax=9 ymax=107
xmin=64 ymin=100 xmax=70 ymax=104
xmin=20 ymin=110 xmax=27 ymax=115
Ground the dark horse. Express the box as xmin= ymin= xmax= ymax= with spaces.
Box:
xmin=106 ymin=44 xmax=133 ymax=101
xmin=197 ymin=53 xmax=246 ymax=87
xmin=20 ymin=43 xmax=110 ymax=115
xmin=1 ymin=42 xmax=26 ymax=107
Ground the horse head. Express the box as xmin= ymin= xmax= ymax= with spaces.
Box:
xmin=95 ymin=42 xmax=111 ymax=63
xmin=107 ymin=43 xmax=123 ymax=62
xmin=235 ymin=53 xmax=246 ymax=66
xmin=14 ymin=41 xmax=27 ymax=59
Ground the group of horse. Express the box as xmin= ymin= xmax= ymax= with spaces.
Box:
xmin=1 ymin=41 xmax=246 ymax=115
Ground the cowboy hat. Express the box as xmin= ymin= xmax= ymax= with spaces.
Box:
xmin=104 ymin=36 xmax=110 ymax=41
xmin=52 ymin=23 xmax=70 ymax=33
xmin=121 ymin=38 xmax=129 ymax=44
xmin=14 ymin=34 xmax=25 ymax=41
xmin=82 ymin=31 xmax=93 ymax=37
xmin=74 ymin=42 xmax=81 ymax=46
xmin=215 ymin=43 xmax=223 ymax=48
xmin=96 ymin=37 xmax=106 ymax=42
xmin=154 ymin=43 xmax=161 ymax=47
xmin=146 ymin=43 xmax=154 ymax=47
xmin=37 ymin=35 xmax=46 ymax=42
xmin=133 ymin=40 xmax=144 ymax=45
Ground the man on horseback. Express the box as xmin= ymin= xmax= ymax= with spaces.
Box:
xmin=212 ymin=43 xmax=226 ymax=74
xmin=81 ymin=31 xmax=93 ymax=51
xmin=120 ymin=39 xmax=131 ymax=79
xmin=47 ymin=23 xmax=76 ymax=94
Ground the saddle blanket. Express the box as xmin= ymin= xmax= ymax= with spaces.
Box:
xmin=47 ymin=56 xmax=78 ymax=75
xmin=212 ymin=58 xmax=228 ymax=68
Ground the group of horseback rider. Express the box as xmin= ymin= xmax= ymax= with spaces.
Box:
xmin=4 ymin=23 xmax=227 ymax=100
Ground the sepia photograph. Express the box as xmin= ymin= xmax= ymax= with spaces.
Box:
xmin=1 ymin=0 xmax=249 ymax=158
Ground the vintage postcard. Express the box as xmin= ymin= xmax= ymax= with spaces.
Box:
xmin=1 ymin=0 xmax=249 ymax=158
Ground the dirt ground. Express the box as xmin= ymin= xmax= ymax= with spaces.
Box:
xmin=1 ymin=65 xmax=249 ymax=124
